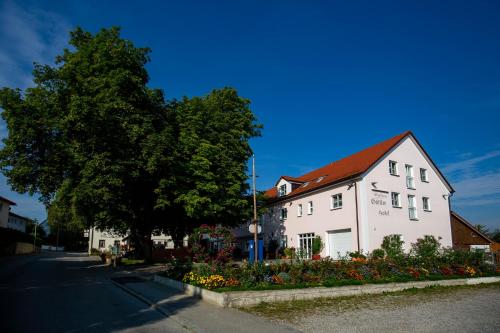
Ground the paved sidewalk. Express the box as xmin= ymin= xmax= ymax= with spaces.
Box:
xmin=113 ymin=278 xmax=300 ymax=333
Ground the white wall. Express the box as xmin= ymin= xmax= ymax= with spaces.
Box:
xmin=267 ymin=181 xmax=359 ymax=257
xmin=361 ymin=136 xmax=453 ymax=252
xmin=264 ymin=135 xmax=453 ymax=257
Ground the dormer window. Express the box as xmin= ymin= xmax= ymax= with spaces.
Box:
xmin=301 ymin=182 xmax=310 ymax=188
xmin=278 ymin=184 xmax=287 ymax=197
xmin=316 ymin=176 xmax=324 ymax=183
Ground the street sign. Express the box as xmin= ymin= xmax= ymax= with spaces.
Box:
xmin=248 ymin=224 xmax=262 ymax=234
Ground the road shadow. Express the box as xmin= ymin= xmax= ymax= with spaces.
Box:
xmin=0 ymin=251 xmax=200 ymax=333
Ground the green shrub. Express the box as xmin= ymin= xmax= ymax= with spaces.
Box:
xmin=278 ymin=272 xmax=291 ymax=283
xmin=349 ymin=251 xmax=367 ymax=259
xmin=411 ymin=235 xmax=441 ymax=267
xmin=371 ymin=248 xmax=385 ymax=259
xmin=163 ymin=257 xmax=193 ymax=281
xmin=284 ymin=247 xmax=295 ymax=259
xmin=381 ymin=234 xmax=404 ymax=260
xmin=312 ymin=236 xmax=324 ymax=255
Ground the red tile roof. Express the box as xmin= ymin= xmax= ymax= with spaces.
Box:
xmin=265 ymin=131 xmax=414 ymax=201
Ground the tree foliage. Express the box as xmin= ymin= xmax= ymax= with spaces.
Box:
xmin=0 ymin=27 xmax=261 ymax=259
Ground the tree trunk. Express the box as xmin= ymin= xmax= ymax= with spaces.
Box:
xmin=140 ymin=234 xmax=153 ymax=263
xmin=173 ymin=238 xmax=184 ymax=249
xmin=172 ymin=227 xmax=186 ymax=249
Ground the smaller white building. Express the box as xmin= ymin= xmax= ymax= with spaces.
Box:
xmin=7 ymin=212 xmax=32 ymax=233
xmin=88 ymin=227 xmax=183 ymax=253
xmin=0 ymin=195 xmax=16 ymax=229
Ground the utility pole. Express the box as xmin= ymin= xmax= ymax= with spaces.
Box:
xmin=33 ymin=221 xmax=37 ymax=252
xmin=33 ymin=219 xmax=47 ymax=253
xmin=252 ymin=154 xmax=258 ymax=262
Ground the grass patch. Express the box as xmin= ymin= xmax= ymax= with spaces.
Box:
xmin=241 ymin=281 xmax=500 ymax=320
xmin=120 ymin=258 xmax=145 ymax=266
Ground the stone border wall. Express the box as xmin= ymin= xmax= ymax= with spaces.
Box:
xmin=153 ymin=275 xmax=500 ymax=308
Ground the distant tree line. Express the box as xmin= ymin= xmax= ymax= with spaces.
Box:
xmin=0 ymin=27 xmax=262 ymax=261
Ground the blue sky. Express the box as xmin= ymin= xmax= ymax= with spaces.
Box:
xmin=1 ymin=0 xmax=499 ymax=230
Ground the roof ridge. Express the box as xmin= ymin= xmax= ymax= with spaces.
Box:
xmin=291 ymin=131 xmax=410 ymax=180
xmin=265 ymin=131 xmax=412 ymax=200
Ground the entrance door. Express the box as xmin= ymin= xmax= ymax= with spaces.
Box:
xmin=328 ymin=229 xmax=352 ymax=259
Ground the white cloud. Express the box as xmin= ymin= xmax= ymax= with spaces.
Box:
xmin=452 ymin=170 xmax=500 ymax=199
xmin=453 ymin=196 xmax=500 ymax=207
xmin=0 ymin=0 xmax=71 ymax=89
xmin=442 ymin=150 xmax=500 ymax=175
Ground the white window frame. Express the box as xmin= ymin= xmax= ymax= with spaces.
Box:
xmin=297 ymin=204 xmax=302 ymax=217
xmin=422 ymin=197 xmax=431 ymax=211
xmin=331 ymin=194 xmax=343 ymax=209
xmin=298 ymin=233 xmax=315 ymax=259
xmin=420 ymin=168 xmax=428 ymax=182
xmin=307 ymin=201 xmax=313 ymax=215
xmin=391 ymin=192 xmax=401 ymax=208
xmin=389 ymin=160 xmax=399 ymax=176
xmin=405 ymin=164 xmax=415 ymax=189
xmin=408 ymin=195 xmax=418 ymax=220
xmin=278 ymin=184 xmax=287 ymax=197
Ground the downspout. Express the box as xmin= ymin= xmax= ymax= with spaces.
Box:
xmin=447 ymin=192 xmax=454 ymax=246
xmin=354 ymin=181 xmax=361 ymax=253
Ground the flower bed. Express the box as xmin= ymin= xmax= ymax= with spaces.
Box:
xmin=162 ymin=233 xmax=499 ymax=292
xmin=161 ymin=256 xmax=499 ymax=292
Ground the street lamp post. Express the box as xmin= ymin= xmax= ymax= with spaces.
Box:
xmin=33 ymin=219 xmax=48 ymax=252
xmin=252 ymin=154 xmax=258 ymax=262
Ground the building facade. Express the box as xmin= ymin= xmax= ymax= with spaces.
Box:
xmin=450 ymin=211 xmax=493 ymax=251
xmin=88 ymin=227 xmax=182 ymax=253
xmin=0 ymin=195 xmax=16 ymax=229
xmin=257 ymin=131 xmax=454 ymax=258
xmin=7 ymin=212 xmax=32 ymax=233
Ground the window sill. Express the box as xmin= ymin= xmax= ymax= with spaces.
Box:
xmin=423 ymin=209 xmax=432 ymax=212
xmin=330 ymin=207 xmax=343 ymax=211
xmin=407 ymin=187 xmax=416 ymax=190
xmin=421 ymin=180 xmax=429 ymax=183
xmin=409 ymin=218 xmax=419 ymax=221
xmin=392 ymin=206 xmax=402 ymax=209
xmin=390 ymin=174 xmax=400 ymax=177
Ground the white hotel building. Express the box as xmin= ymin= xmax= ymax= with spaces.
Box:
xmin=242 ymin=131 xmax=455 ymax=258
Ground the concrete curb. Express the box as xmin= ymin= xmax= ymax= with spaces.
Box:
xmin=110 ymin=279 xmax=168 ymax=315
xmin=154 ymin=275 xmax=500 ymax=308
xmin=110 ymin=279 xmax=196 ymax=332
xmin=154 ymin=275 xmax=229 ymax=307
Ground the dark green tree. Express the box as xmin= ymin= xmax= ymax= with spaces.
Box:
xmin=0 ymin=27 xmax=173 ymax=260
xmin=0 ymin=27 xmax=261 ymax=259
xmin=156 ymin=88 xmax=262 ymax=246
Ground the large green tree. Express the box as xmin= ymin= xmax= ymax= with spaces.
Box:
xmin=158 ymin=89 xmax=261 ymax=246
xmin=0 ymin=27 xmax=261 ymax=259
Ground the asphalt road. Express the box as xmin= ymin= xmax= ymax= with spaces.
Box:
xmin=0 ymin=252 xmax=187 ymax=333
